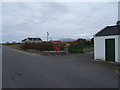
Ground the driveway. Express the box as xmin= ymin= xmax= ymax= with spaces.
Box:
xmin=2 ymin=46 xmax=119 ymax=88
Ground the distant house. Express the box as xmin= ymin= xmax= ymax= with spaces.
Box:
xmin=94 ymin=21 xmax=120 ymax=62
xmin=22 ymin=37 xmax=42 ymax=43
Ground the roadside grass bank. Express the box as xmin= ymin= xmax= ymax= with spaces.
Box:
xmin=5 ymin=44 xmax=22 ymax=50
xmin=4 ymin=44 xmax=65 ymax=56
xmin=4 ymin=43 xmax=93 ymax=56
xmin=83 ymin=47 xmax=94 ymax=53
xmin=92 ymin=59 xmax=120 ymax=72
xmin=112 ymin=67 xmax=120 ymax=72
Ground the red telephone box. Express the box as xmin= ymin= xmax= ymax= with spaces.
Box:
xmin=53 ymin=40 xmax=62 ymax=51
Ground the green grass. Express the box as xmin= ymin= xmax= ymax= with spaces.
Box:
xmin=83 ymin=47 xmax=94 ymax=53
xmin=112 ymin=67 xmax=120 ymax=72
xmin=5 ymin=44 xmax=22 ymax=50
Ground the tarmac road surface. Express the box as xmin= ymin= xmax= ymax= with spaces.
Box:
xmin=2 ymin=46 xmax=119 ymax=88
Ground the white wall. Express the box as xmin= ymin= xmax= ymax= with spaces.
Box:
xmin=94 ymin=36 xmax=105 ymax=60
xmin=94 ymin=35 xmax=119 ymax=62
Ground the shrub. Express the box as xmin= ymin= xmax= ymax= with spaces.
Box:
xmin=20 ymin=42 xmax=53 ymax=51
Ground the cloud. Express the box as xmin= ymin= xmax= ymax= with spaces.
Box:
xmin=2 ymin=2 xmax=118 ymax=42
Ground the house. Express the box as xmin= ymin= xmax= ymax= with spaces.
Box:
xmin=22 ymin=37 xmax=42 ymax=43
xmin=94 ymin=21 xmax=120 ymax=62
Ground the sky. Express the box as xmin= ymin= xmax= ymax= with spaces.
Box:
xmin=1 ymin=2 xmax=118 ymax=43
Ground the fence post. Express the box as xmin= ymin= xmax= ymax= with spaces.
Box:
xmin=64 ymin=44 xmax=70 ymax=55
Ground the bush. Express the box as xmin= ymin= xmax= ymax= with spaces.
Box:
xmin=20 ymin=42 xmax=53 ymax=51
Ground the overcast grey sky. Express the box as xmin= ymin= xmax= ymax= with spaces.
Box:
xmin=2 ymin=2 xmax=118 ymax=42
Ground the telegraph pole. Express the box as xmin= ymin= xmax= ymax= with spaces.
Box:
xmin=47 ymin=32 xmax=49 ymax=41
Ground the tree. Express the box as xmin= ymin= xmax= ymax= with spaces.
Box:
xmin=90 ymin=38 xmax=94 ymax=44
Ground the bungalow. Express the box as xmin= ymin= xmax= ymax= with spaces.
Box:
xmin=94 ymin=21 xmax=120 ymax=62
xmin=22 ymin=37 xmax=42 ymax=43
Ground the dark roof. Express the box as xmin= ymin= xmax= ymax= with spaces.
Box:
xmin=95 ymin=25 xmax=120 ymax=36
xmin=22 ymin=38 xmax=42 ymax=42
xmin=116 ymin=21 xmax=120 ymax=25
xmin=28 ymin=38 xmax=42 ymax=41
xmin=22 ymin=39 xmax=27 ymax=42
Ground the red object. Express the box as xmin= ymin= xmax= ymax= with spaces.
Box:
xmin=53 ymin=40 xmax=62 ymax=51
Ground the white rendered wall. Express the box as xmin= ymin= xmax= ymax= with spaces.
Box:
xmin=94 ymin=35 xmax=119 ymax=62
xmin=94 ymin=36 xmax=105 ymax=60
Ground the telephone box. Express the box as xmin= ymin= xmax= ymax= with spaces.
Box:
xmin=53 ymin=40 xmax=62 ymax=51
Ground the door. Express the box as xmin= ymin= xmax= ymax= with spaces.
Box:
xmin=105 ymin=39 xmax=115 ymax=62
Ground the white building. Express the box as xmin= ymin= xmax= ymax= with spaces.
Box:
xmin=94 ymin=21 xmax=120 ymax=62
xmin=22 ymin=37 xmax=42 ymax=43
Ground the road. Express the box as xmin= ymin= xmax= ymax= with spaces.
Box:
xmin=2 ymin=46 xmax=119 ymax=88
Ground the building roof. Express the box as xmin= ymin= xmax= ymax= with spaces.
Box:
xmin=22 ymin=37 xmax=42 ymax=42
xmin=27 ymin=38 xmax=42 ymax=41
xmin=22 ymin=39 xmax=27 ymax=42
xmin=95 ymin=25 xmax=120 ymax=36
xmin=116 ymin=21 xmax=120 ymax=25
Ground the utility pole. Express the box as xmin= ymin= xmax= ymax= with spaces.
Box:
xmin=47 ymin=32 xmax=49 ymax=41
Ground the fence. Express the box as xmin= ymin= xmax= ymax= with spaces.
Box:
xmin=69 ymin=44 xmax=83 ymax=53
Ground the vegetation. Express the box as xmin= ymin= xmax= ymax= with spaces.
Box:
xmin=61 ymin=38 xmax=94 ymax=53
xmin=4 ymin=38 xmax=94 ymax=55
xmin=20 ymin=42 xmax=53 ymax=51
xmin=4 ymin=43 xmax=22 ymax=50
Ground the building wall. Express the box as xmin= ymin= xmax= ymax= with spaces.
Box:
xmin=94 ymin=35 xmax=119 ymax=62
xmin=94 ymin=36 xmax=105 ymax=60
